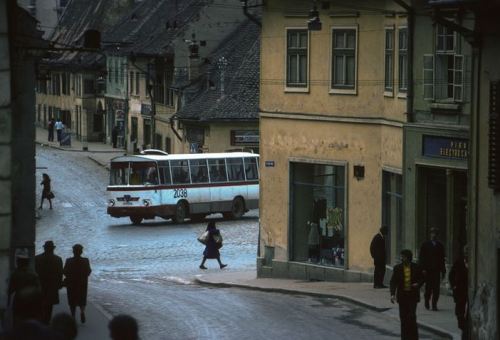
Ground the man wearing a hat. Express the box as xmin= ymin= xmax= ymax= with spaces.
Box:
xmin=418 ymin=227 xmax=446 ymax=311
xmin=35 ymin=240 xmax=63 ymax=324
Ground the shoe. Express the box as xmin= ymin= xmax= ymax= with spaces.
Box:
xmin=80 ymin=312 xmax=86 ymax=323
xmin=432 ymin=306 xmax=438 ymax=311
xmin=199 ymin=265 xmax=207 ymax=270
xmin=220 ymin=264 xmax=227 ymax=269
xmin=424 ymin=300 xmax=430 ymax=310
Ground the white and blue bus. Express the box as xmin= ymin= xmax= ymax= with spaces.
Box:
xmin=107 ymin=152 xmax=259 ymax=225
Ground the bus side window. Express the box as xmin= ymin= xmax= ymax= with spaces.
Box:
xmin=227 ymin=158 xmax=245 ymax=181
xmin=208 ymin=159 xmax=227 ymax=182
xmin=172 ymin=160 xmax=190 ymax=184
xmin=158 ymin=161 xmax=171 ymax=185
xmin=190 ymin=159 xmax=208 ymax=183
xmin=244 ymin=157 xmax=258 ymax=180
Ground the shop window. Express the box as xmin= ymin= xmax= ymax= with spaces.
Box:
xmin=382 ymin=171 xmax=403 ymax=264
xmin=291 ymin=162 xmax=346 ymax=267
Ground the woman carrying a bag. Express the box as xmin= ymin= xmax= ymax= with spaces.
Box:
xmin=199 ymin=221 xmax=227 ymax=270
xmin=39 ymin=173 xmax=54 ymax=210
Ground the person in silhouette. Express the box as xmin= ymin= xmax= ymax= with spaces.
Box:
xmin=199 ymin=221 xmax=227 ymax=270
xmin=109 ymin=314 xmax=139 ymax=340
xmin=63 ymin=244 xmax=91 ymax=324
xmin=390 ymin=249 xmax=424 ymax=340
xmin=449 ymin=246 xmax=469 ymax=339
xmin=35 ymin=241 xmax=63 ymax=324
xmin=39 ymin=173 xmax=53 ymax=210
xmin=419 ymin=227 xmax=446 ymax=311
xmin=370 ymin=225 xmax=388 ymax=288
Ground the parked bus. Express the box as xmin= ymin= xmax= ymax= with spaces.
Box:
xmin=107 ymin=152 xmax=259 ymax=225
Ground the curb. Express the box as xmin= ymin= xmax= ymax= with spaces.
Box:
xmin=87 ymin=156 xmax=110 ymax=171
xmin=194 ymin=277 xmax=455 ymax=339
xmin=36 ymin=140 xmax=123 ymax=154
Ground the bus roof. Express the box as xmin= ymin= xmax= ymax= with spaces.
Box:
xmin=110 ymin=152 xmax=259 ymax=163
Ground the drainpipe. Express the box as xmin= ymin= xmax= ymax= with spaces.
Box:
xmin=242 ymin=0 xmax=262 ymax=27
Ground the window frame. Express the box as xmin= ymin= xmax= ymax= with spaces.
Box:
xmin=330 ymin=25 xmax=358 ymax=95
xmin=384 ymin=26 xmax=395 ymax=96
xmin=284 ymin=27 xmax=310 ymax=93
xmin=397 ymin=26 xmax=408 ymax=96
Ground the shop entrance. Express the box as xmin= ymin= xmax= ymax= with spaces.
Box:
xmin=417 ymin=166 xmax=467 ymax=264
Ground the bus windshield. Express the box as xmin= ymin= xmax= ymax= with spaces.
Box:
xmin=110 ymin=161 xmax=159 ymax=185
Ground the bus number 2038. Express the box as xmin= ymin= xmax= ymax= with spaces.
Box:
xmin=174 ymin=188 xmax=188 ymax=198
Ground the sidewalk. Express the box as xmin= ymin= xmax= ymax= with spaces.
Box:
xmin=195 ymin=271 xmax=462 ymax=340
xmin=35 ymin=126 xmax=124 ymax=170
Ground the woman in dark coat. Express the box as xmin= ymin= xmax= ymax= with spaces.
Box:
xmin=64 ymin=244 xmax=91 ymax=323
xmin=39 ymin=173 xmax=53 ymax=210
xmin=199 ymin=221 xmax=227 ymax=269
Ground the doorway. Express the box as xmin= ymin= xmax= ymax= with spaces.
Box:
xmin=417 ymin=166 xmax=467 ymax=264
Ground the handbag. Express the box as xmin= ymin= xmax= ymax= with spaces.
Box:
xmin=213 ymin=234 xmax=223 ymax=245
xmin=48 ymin=191 xmax=55 ymax=199
xmin=197 ymin=231 xmax=209 ymax=245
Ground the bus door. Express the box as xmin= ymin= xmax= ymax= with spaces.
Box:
xmin=158 ymin=161 xmax=172 ymax=206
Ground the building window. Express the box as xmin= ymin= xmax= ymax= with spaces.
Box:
xmin=290 ymin=162 xmax=346 ymax=267
xmin=382 ymin=171 xmax=403 ymax=265
xmin=108 ymin=59 xmax=112 ymax=82
xmin=114 ymin=59 xmax=119 ymax=83
xmin=61 ymin=73 xmax=70 ymax=95
xmin=129 ymin=72 xmax=135 ymax=95
xmin=166 ymin=88 xmax=175 ymax=107
xmin=384 ymin=27 xmax=394 ymax=93
xmin=155 ymin=133 xmax=162 ymax=150
xmin=135 ymin=72 xmax=140 ymax=95
xmin=165 ymin=137 xmax=171 ymax=154
xmin=143 ymin=119 xmax=151 ymax=146
xmin=331 ymin=28 xmax=357 ymax=91
xmin=286 ymin=29 xmax=308 ymax=88
xmin=120 ymin=61 xmax=124 ymax=84
xmin=422 ymin=25 xmax=464 ymax=102
xmin=83 ymin=79 xmax=95 ymax=94
xmin=398 ymin=28 xmax=408 ymax=93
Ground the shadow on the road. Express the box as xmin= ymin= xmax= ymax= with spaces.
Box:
xmin=107 ymin=215 xmax=258 ymax=229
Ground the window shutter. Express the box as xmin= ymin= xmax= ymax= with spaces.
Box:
xmin=423 ymin=54 xmax=434 ymax=100
xmin=454 ymin=55 xmax=464 ymax=102
xmin=489 ymin=80 xmax=500 ymax=191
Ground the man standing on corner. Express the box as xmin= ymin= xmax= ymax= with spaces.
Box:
xmin=390 ymin=249 xmax=424 ymax=340
xmin=418 ymin=227 xmax=446 ymax=311
xmin=35 ymin=240 xmax=64 ymax=324
xmin=370 ymin=225 xmax=388 ymax=288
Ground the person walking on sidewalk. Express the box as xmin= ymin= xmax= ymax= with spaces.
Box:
xmin=48 ymin=118 xmax=55 ymax=142
xmin=112 ymin=125 xmax=120 ymax=148
xmin=55 ymin=118 xmax=63 ymax=142
xmin=449 ymin=246 xmax=469 ymax=339
xmin=39 ymin=173 xmax=53 ymax=210
xmin=418 ymin=227 xmax=446 ymax=311
xmin=199 ymin=221 xmax=227 ymax=270
xmin=63 ymin=244 xmax=91 ymax=324
xmin=370 ymin=225 xmax=388 ymax=288
xmin=390 ymin=249 xmax=424 ymax=340
xmin=35 ymin=240 xmax=63 ymax=324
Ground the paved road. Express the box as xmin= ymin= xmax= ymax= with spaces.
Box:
xmin=35 ymin=146 xmax=438 ymax=339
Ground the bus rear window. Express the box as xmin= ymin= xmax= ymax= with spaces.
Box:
xmin=110 ymin=162 xmax=130 ymax=185
xmin=244 ymin=157 xmax=259 ymax=180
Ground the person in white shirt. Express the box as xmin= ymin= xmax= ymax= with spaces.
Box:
xmin=55 ymin=119 xmax=63 ymax=142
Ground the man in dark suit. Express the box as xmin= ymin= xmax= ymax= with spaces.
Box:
xmin=390 ymin=249 xmax=424 ymax=340
xmin=418 ymin=227 xmax=446 ymax=311
xmin=370 ymin=225 xmax=388 ymax=288
xmin=35 ymin=240 xmax=63 ymax=324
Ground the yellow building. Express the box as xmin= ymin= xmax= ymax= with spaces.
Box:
xmin=258 ymin=0 xmax=409 ymax=281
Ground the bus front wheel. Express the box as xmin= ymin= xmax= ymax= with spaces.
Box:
xmin=130 ymin=216 xmax=143 ymax=225
xmin=173 ymin=201 xmax=188 ymax=223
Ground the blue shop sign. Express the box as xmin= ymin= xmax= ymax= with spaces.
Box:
xmin=422 ymin=135 xmax=468 ymax=160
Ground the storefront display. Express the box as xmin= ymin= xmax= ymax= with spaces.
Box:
xmin=291 ymin=162 xmax=346 ymax=267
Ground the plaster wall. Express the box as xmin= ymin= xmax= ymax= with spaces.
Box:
xmin=259 ymin=116 xmax=402 ymax=271
xmin=469 ymin=35 xmax=500 ymax=340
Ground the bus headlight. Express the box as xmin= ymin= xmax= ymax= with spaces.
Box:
xmin=143 ymin=199 xmax=151 ymax=207
xmin=108 ymin=199 xmax=115 ymax=207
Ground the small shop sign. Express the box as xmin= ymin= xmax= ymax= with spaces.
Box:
xmin=423 ymin=135 xmax=468 ymax=160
